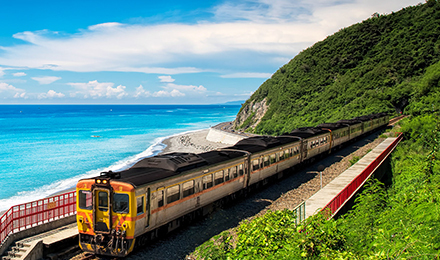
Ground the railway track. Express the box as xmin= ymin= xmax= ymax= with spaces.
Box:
xmin=388 ymin=114 xmax=407 ymax=126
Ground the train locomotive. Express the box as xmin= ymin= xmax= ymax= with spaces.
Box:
xmin=76 ymin=113 xmax=389 ymax=256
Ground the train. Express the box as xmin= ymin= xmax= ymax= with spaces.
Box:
xmin=76 ymin=112 xmax=389 ymax=256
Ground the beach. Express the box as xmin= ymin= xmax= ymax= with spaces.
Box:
xmin=160 ymin=128 xmax=232 ymax=155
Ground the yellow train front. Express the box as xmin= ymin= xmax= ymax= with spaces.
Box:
xmin=76 ymin=172 xmax=138 ymax=256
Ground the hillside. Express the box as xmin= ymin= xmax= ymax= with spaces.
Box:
xmin=234 ymin=0 xmax=440 ymax=135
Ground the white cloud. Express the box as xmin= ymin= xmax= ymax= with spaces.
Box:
xmin=14 ymin=92 xmax=27 ymax=99
xmin=234 ymin=91 xmax=254 ymax=97
xmin=134 ymin=85 xmax=151 ymax=98
xmin=0 ymin=82 xmax=26 ymax=98
xmin=221 ymin=72 xmax=272 ymax=78
xmin=68 ymin=80 xmax=128 ymax=99
xmin=38 ymin=90 xmax=65 ymax=99
xmin=152 ymin=89 xmax=185 ymax=97
xmin=0 ymin=68 xmax=4 ymax=77
xmin=32 ymin=76 xmax=61 ymax=85
xmin=88 ymin=22 xmax=123 ymax=31
xmin=134 ymin=84 xmax=186 ymax=98
xmin=158 ymin=76 xmax=175 ymax=83
xmin=162 ymin=83 xmax=207 ymax=93
xmin=13 ymin=72 xmax=27 ymax=77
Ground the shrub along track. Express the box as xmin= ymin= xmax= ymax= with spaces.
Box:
xmin=69 ymin=130 xmax=387 ymax=260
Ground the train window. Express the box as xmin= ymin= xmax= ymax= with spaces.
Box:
xmin=239 ymin=164 xmax=244 ymax=176
xmin=231 ymin=166 xmax=238 ymax=178
xmin=157 ymin=190 xmax=164 ymax=208
xmin=252 ymin=159 xmax=260 ymax=171
xmin=203 ymin=174 xmax=213 ymax=189
xmin=98 ymin=191 xmax=108 ymax=212
xmin=78 ymin=190 xmax=92 ymax=210
xmin=279 ymin=151 xmax=285 ymax=160
xmin=225 ymin=169 xmax=230 ymax=182
xmin=214 ymin=171 xmax=224 ymax=185
xmin=167 ymin=185 xmax=180 ymax=204
xmin=263 ymin=156 xmax=270 ymax=167
xmin=183 ymin=180 xmax=195 ymax=198
xmin=113 ymin=193 xmax=129 ymax=213
xmin=137 ymin=196 xmax=144 ymax=215
xmin=270 ymin=154 xmax=276 ymax=164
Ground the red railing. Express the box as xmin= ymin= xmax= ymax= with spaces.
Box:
xmin=0 ymin=191 xmax=76 ymax=247
xmin=323 ymin=133 xmax=403 ymax=217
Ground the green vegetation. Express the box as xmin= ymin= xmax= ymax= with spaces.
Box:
xmin=238 ymin=0 xmax=440 ymax=135
xmin=349 ymin=156 xmax=361 ymax=166
xmin=191 ymin=114 xmax=440 ymax=260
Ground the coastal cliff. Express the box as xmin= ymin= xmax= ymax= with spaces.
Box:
xmin=232 ymin=97 xmax=268 ymax=132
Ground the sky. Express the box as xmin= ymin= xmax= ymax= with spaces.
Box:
xmin=0 ymin=0 xmax=423 ymax=104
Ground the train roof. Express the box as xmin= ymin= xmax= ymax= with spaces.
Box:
xmin=336 ymin=119 xmax=362 ymax=125
xmin=229 ymin=135 xmax=299 ymax=153
xmin=316 ymin=123 xmax=349 ymax=130
xmin=288 ymin=127 xmax=329 ymax=138
xmin=99 ymin=150 xmax=247 ymax=187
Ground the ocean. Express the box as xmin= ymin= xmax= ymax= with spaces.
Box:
xmin=0 ymin=104 xmax=241 ymax=211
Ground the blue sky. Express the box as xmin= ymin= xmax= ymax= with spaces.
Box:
xmin=0 ymin=0 xmax=422 ymax=104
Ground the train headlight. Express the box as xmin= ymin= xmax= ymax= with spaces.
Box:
xmin=96 ymin=179 xmax=102 ymax=184
xmin=103 ymin=180 xmax=108 ymax=184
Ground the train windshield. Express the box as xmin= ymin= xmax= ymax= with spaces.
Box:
xmin=113 ymin=193 xmax=129 ymax=213
xmin=78 ymin=190 xmax=93 ymax=210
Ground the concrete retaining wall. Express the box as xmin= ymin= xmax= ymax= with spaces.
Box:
xmin=0 ymin=215 xmax=76 ymax=256
xmin=23 ymin=240 xmax=43 ymax=260
xmin=206 ymin=128 xmax=245 ymax=145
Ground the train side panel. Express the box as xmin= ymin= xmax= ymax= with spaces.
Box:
xmin=248 ymin=142 xmax=302 ymax=185
xmin=148 ymin=158 xmax=247 ymax=230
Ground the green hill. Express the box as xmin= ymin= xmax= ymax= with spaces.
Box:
xmin=235 ymin=0 xmax=440 ymax=135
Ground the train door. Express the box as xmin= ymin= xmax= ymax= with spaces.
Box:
xmin=145 ymin=188 xmax=150 ymax=227
xmin=328 ymin=131 xmax=334 ymax=153
xmin=301 ymin=140 xmax=308 ymax=161
xmin=244 ymin=158 xmax=250 ymax=188
xmin=94 ymin=189 xmax=111 ymax=233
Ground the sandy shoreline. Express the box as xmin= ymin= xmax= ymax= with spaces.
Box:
xmin=159 ymin=128 xmax=231 ymax=155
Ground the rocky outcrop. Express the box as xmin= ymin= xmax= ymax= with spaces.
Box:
xmin=233 ymin=98 xmax=269 ymax=131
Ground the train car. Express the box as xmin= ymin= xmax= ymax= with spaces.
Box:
xmin=229 ymin=136 xmax=302 ymax=186
xmin=317 ymin=122 xmax=351 ymax=150
xmin=76 ymin=112 xmax=389 ymax=257
xmin=287 ymin=127 xmax=332 ymax=161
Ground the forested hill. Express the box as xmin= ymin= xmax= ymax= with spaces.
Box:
xmin=234 ymin=0 xmax=440 ymax=136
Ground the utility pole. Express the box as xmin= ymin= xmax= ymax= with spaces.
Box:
xmin=318 ymin=165 xmax=325 ymax=189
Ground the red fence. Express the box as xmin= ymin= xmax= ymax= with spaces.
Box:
xmin=0 ymin=191 xmax=76 ymax=247
xmin=323 ymin=133 xmax=403 ymax=217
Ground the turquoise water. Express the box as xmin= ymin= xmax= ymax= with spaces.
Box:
xmin=0 ymin=105 xmax=240 ymax=211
